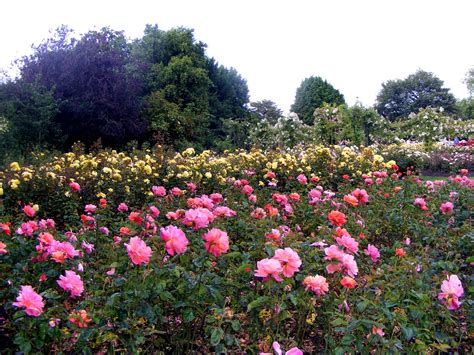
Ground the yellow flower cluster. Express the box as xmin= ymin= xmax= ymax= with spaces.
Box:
xmin=0 ymin=144 xmax=390 ymax=199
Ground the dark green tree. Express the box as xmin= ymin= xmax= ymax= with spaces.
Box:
xmin=137 ymin=25 xmax=250 ymax=148
xmin=375 ymin=70 xmax=456 ymax=121
xmin=250 ymin=100 xmax=283 ymax=125
xmin=19 ymin=26 xmax=147 ymax=146
xmin=0 ymin=79 xmax=61 ymax=162
xmin=347 ymin=103 xmax=382 ymax=145
xmin=291 ymin=76 xmax=345 ymax=125
xmin=207 ymin=59 xmax=250 ymax=142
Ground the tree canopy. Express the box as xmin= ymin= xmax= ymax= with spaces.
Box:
xmin=250 ymin=100 xmax=283 ymax=125
xmin=0 ymin=24 xmax=250 ymax=151
xmin=375 ymin=70 xmax=457 ymax=121
xmin=291 ymin=76 xmax=345 ymax=125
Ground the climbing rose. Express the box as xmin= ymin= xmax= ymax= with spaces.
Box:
xmin=69 ymin=309 xmax=92 ymax=328
xmin=23 ymin=205 xmax=36 ymax=217
xmin=0 ymin=241 xmax=7 ymax=254
xmin=297 ymin=174 xmax=307 ymax=184
xmin=440 ymin=201 xmax=454 ymax=215
xmin=413 ymin=198 xmax=428 ymax=210
xmin=69 ymin=182 xmax=81 ymax=192
xmin=364 ymin=244 xmax=380 ymax=263
xmin=351 ymin=188 xmax=369 ymax=204
xmin=395 ymin=248 xmax=405 ymax=257
xmin=255 ymin=258 xmax=283 ymax=282
xmin=340 ymin=276 xmax=357 ymax=288
xmin=335 ymin=235 xmax=359 ymax=254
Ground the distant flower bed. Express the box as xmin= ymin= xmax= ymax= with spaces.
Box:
xmin=380 ymin=141 xmax=474 ymax=173
xmin=0 ymin=146 xmax=472 ymax=353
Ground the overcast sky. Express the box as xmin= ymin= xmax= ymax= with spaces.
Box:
xmin=1 ymin=0 xmax=472 ymax=112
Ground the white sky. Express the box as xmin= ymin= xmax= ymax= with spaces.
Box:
xmin=1 ymin=0 xmax=473 ymax=112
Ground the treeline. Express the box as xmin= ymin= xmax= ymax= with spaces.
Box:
xmin=0 ymin=25 xmax=251 ymax=158
xmin=0 ymin=24 xmax=473 ymax=163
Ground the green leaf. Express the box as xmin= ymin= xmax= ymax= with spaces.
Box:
xmin=106 ymin=292 xmax=121 ymax=306
xmin=230 ymin=320 xmax=240 ymax=331
xmin=183 ymin=309 xmax=195 ymax=322
xmin=331 ymin=318 xmax=347 ymax=326
xmin=402 ymin=326 xmax=414 ymax=341
xmin=247 ymin=296 xmax=270 ymax=312
xmin=288 ymin=293 xmax=298 ymax=306
xmin=210 ymin=327 xmax=224 ymax=346
xmin=356 ymin=301 xmax=368 ymax=312
xmin=159 ymin=291 xmax=175 ymax=302
xmin=224 ymin=251 xmax=241 ymax=259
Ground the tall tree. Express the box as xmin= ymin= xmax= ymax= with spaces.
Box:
xmin=291 ymin=76 xmax=345 ymax=125
xmin=20 ymin=26 xmax=147 ymax=146
xmin=137 ymin=25 xmax=250 ymax=148
xmin=375 ymin=70 xmax=456 ymax=121
xmin=250 ymin=100 xmax=283 ymax=125
xmin=207 ymin=58 xmax=249 ymax=140
xmin=0 ymin=79 xmax=61 ymax=159
xmin=464 ymin=68 xmax=474 ymax=98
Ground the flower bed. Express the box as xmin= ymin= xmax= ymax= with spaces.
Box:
xmin=0 ymin=148 xmax=472 ymax=353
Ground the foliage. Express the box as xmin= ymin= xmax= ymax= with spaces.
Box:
xmin=375 ymin=70 xmax=457 ymax=121
xmin=390 ymin=108 xmax=474 ymax=147
xmin=207 ymin=59 xmax=250 ymax=139
xmin=1 ymin=24 xmax=250 ymax=154
xmin=464 ymin=68 xmax=474 ymax=97
xmin=0 ymin=80 xmax=61 ymax=165
xmin=346 ymin=104 xmax=385 ymax=146
xmin=250 ymin=100 xmax=283 ymax=125
xmin=455 ymin=98 xmax=474 ymax=120
xmin=19 ymin=26 xmax=147 ymax=147
xmin=249 ymin=114 xmax=314 ymax=149
xmin=136 ymin=25 xmax=250 ymax=149
xmin=0 ymin=146 xmax=472 ymax=353
xmin=291 ymin=76 xmax=345 ymax=125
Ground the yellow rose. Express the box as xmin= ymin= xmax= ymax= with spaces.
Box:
xmin=10 ymin=162 xmax=21 ymax=171
xmin=9 ymin=179 xmax=20 ymax=189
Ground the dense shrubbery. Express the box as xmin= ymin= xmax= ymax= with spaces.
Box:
xmin=0 ymin=146 xmax=472 ymax=353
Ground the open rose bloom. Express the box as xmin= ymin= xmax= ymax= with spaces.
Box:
xmin=13 ymin=285 xmax=44 ymax=317
xmin=125 ymin=237 xmax=152 ymax=265
xmin=438 ymin=275 xmax=464 ymax=310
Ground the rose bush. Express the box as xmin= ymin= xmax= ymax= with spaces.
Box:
xmin=0 ymin=147 xmax=472 ymax=353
